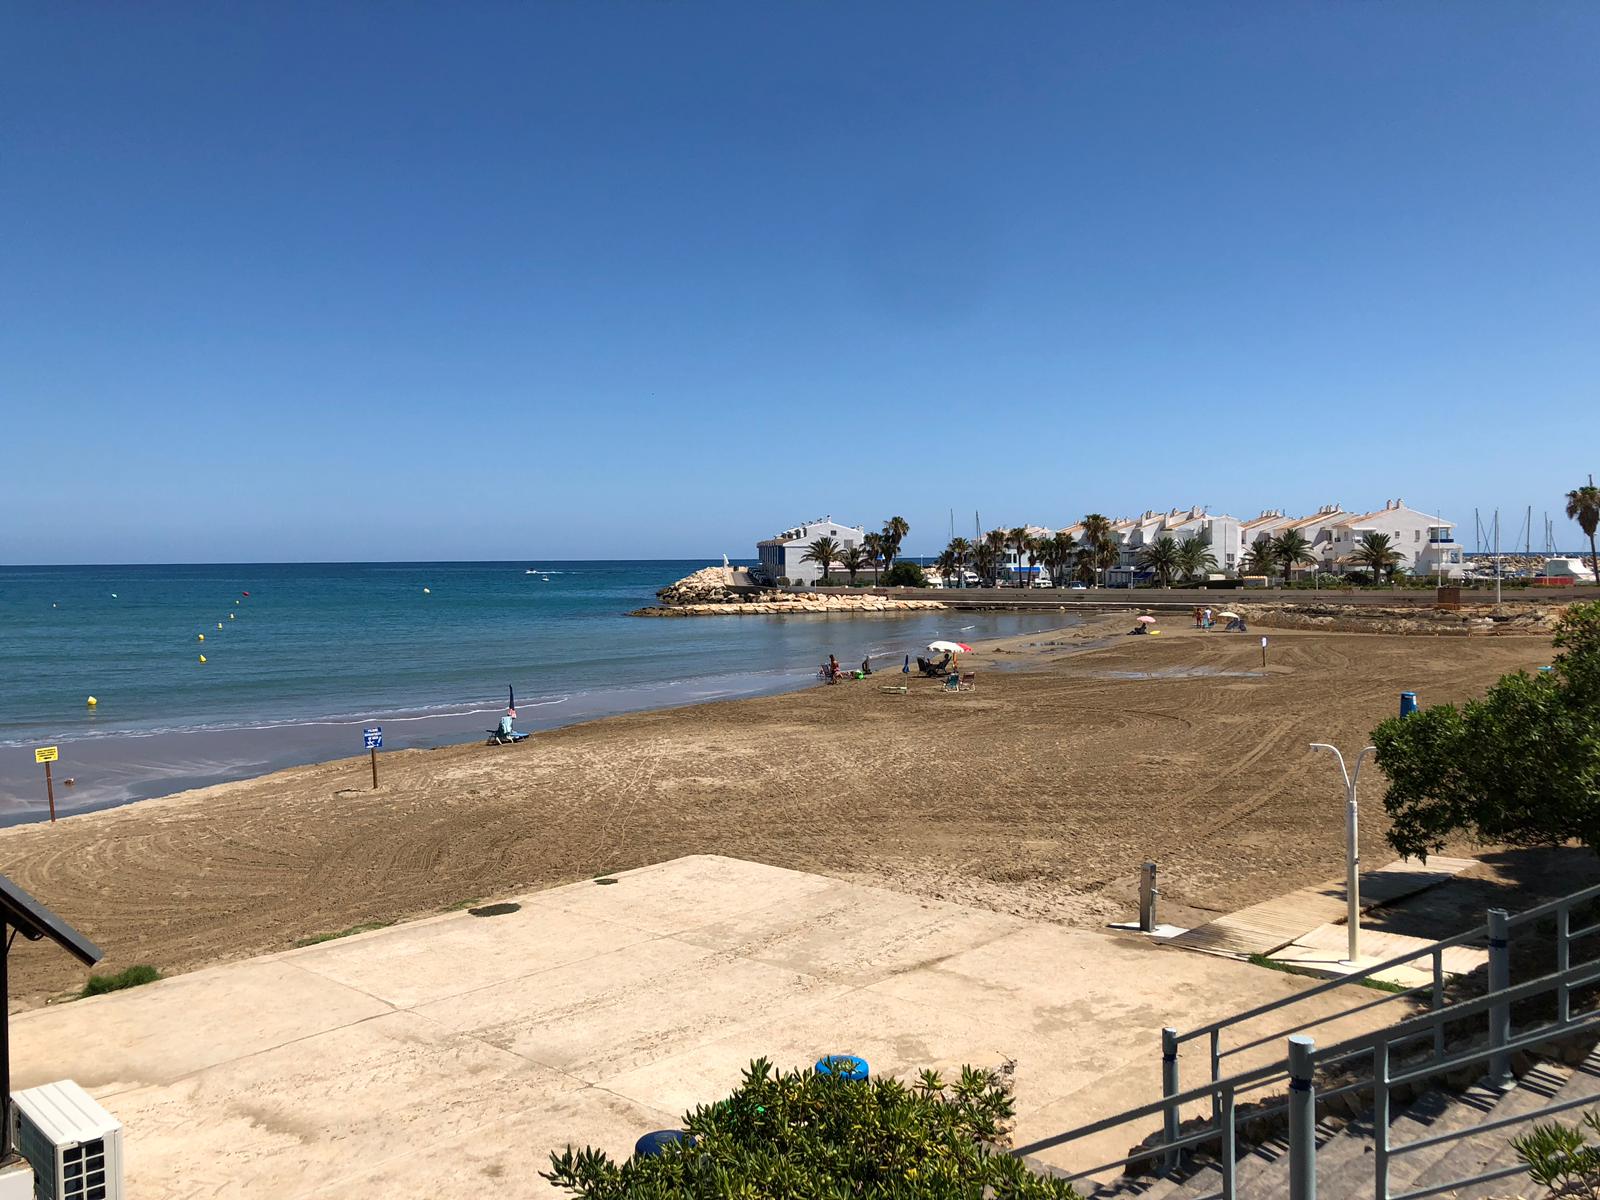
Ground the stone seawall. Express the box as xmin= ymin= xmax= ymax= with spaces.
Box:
xmin=633 ymin=594 xmax=946 ymax=617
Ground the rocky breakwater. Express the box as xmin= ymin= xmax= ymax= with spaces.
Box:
xmin=1235 ymin=602 xmax=1561 ymax=637
xmin=632 ymin=566 xmax=946 ymax=617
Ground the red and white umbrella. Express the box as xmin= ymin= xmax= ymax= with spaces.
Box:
xmin=1136 ymin=615 xmax=1158 ymax=624
xmin=928 ymin=640 xmax=972 ymax=653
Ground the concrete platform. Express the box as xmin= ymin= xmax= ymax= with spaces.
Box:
xmin=11 ymin=855 xmax=1399 ymax=1197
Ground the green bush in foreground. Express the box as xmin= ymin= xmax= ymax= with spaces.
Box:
xmin=80 ymin=964 xmax=161 ymax=997
xmin=1374 ymin=601 xmax=1600 ymax=857
xmin=544 ymin=1058 xmax=1078 ymax=1199
xmin=882 ymin=561 xmax=929 ymax=588
xmin=1514 ymin=1110 xmax=1600 ymax=1196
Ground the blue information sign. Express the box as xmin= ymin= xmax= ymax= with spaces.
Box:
xmin=363 ymin=726 xmax=383 ymax=750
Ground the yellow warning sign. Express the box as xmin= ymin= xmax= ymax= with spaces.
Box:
xmin=34 ymin=746 xmax=58 ymax=764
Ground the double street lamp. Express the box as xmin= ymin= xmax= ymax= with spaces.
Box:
xmin=1309 ymin=742 xmax=1376 ymax=965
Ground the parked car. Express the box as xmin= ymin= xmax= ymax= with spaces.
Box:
xmin=1032 ymin=575 xmax=1053 ymax=588
xmin=1068 ymin=582 xmax=1088 ymax=591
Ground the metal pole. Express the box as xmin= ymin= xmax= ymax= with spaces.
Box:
xmin=1373 ymin=1039 xmax=1391 ymax=1200
xmin=1 ymin=927 xmax=11 ymax=1163
xmin=1344 ymin=774 xmax=1359 ymax=963
xmin=1488 ymin=908 xmax=1512 ymax=1087
xmin=1287 ymin=1035 xmax=1316 ymax=1200
xmin=370 ymin=746 xmax=379 ymax=790
xmin=1162 ymin=1027 xmax=1180 ymax=1170
xmin=1310 ymin=745 xmax=1374 ymax=963
xmin=44 ymin=761 xmax=55 ymax=824
xmin=1559 ymin=903 xmax=1572 ymax=1024
xmin=1139 ymin=862 xmax=1158 ymax=933
xmin=1219 ymin=1085 xmax=1237 ymax=1200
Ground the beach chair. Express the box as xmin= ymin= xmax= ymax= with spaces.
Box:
xmin=485 ymin=729 xmax=530 ymax=745
xmin=959 ymin=672 xmax=977 ymax=692
xmin=879 ymin=685 xmax=908 ymax=695
xmin=942 ymin=673 xmax=960 ymax=693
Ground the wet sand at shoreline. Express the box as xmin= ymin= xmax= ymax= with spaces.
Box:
xmin=0 ymin=614 xmax=1553 ymax=1008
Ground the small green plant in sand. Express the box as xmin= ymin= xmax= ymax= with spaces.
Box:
xmin=544 ymin=1057 xmax=1077 ymax=1198
xmin=293 ymin=921 xmax=393 ymax=948
xmin=1247 ymin=953 xmax=1407 ymax=994
xmin=80 ymin=964 xmax=161 ymax=998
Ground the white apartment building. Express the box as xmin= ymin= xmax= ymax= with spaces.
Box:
xmin=1326 ymin=501 xmax=1464 ymax=577
xmin=755 ymin=516 xmax=867 ymax=585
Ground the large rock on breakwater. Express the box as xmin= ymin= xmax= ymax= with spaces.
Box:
xmin=636 ymin=566 xmax=946 ymax=617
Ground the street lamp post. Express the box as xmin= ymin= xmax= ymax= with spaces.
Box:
xmin=1309 ymin=742 xmax=1377 ymax=964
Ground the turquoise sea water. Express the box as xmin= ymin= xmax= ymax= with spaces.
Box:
xmin=0 ymin=562 xmax=1076 ymax=822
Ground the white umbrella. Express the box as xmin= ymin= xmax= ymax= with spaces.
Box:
xmin=1136 ymin=615 xmax=1157 ymax=624
xmin=1218 ymin=611 xmax=1240 ymax=620
xmin=928 ymin=640 xmax=972 ymax=653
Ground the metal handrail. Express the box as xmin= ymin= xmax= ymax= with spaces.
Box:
xmin=1015 ymin=935 xmax=1600 ymax=1187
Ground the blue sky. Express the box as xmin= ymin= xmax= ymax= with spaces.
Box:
xmin=3 ymin=2 xmax=1596 ymax=563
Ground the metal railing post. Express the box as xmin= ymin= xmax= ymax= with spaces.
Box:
xmin=1210 ymin=1029 xmax=1222 ymax=1124
xmin=1488 ymin=908 xmax=1512 ymax=1088
xmin=1431 ymin=948 xmax=1445 ymax=1063
xmin=1162 ymin=1027 xmax=1180 ymax=1170
xmin=1288 ymin=1035 xmax=1317 ymax=1200
xmin=1219 ymin=1084 xmax=1237 ymax=1200
xmin=1373 ymin=1039 xmax=1391 ymax=1200
xmin=1559 ymin=903 xmax=1571 ymax=1024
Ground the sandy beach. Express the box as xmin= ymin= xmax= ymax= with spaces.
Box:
xmin=0 ymin=612 xmax=1554 ymax=1009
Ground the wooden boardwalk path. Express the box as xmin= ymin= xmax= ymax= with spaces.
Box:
xmin=1170 ymin=857 xmax=1478 ymax=959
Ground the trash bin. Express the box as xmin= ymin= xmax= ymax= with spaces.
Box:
xmin=1400 ymin=691 xmax=1418 ymax=717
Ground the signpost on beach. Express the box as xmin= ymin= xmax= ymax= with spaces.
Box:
xmin=364 ymin=727 xmax=382 ymax=789
xmin=1261 ymin=635 xmax=1269 ymax=669
xmin=34 ymin=747 xmax=58 ymax=824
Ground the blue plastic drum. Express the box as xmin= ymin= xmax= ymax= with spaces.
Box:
xmin=815 ymin=1054 xmax=869 ymax=1081
xmin=634 ymin=1130 xmax=691 ymax=1158
xmin=1400 ymin=691 xmax=1418 ymax=717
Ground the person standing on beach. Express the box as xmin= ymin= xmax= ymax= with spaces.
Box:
xmin=828 ymin=655 xmax=840 ymax=684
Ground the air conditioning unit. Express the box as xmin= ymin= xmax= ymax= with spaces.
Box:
xmin=10 ymin=1080 xmax=122 ymax=1200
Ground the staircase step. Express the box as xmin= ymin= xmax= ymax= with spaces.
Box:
xmin=1444 ymin=1046 xmax=1600 ymax=1200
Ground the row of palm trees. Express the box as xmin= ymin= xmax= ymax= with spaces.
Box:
xmin=932 ymin=517 xmax=1123 ymax=588
xmin=790 ymin=480 xmax=1600 ymax=589
xmin=799 ymin=516 xmax=910 ymax=585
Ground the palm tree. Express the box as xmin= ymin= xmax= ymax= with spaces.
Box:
xmin=801 ymin=536 xmax=840 ymax=585
xmin=1137 ymin=536 xmax=1182 ymax=588
xmin=1024 ymin=534 xmax=1045 ymax=587
xmin=1045 ymin=532 xmax=1077 ymax=586
xmin=1009 ymin=526 xmax=1031 ymax=586
xmin=947 ymin=537 xmax=972 ymax=586
xmin=861 ymin=532 xmax=886 ymax=583
xmin=882 ymin=516 xmax=910 ymax=576
xmin=1567 ymin=476 xmax=1600 ymax=581
xmin=1271 ymin=529 xmax=1316 ymax=582
xmin=934 ymin=549 xmax=958 ymax=585
xmin=1175 ymin=537 xmax=1218 ymax=583
xmin=1350 ymin=532 xmax=1403 ymax=585
xmin=1241 ymin=539 xmax=1276 ymax=579
xmin=1073 ymin=546 xmax=1097 ymax=584
xmin=983 ymin=529 xmax=1009 ymax=586
xmin=972 ymin=542 xmax=999 ymax=587
xmin=838 ymin=545 xmax=868 ymax=585
xmin=1082 ymin=514 xmax=1114 ymax=587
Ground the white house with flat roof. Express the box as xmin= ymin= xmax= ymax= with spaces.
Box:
xmin=756 ymin=516 xmax=867 ymax=584
xmin=1326 ymin=501 xmax=1464 ymax=577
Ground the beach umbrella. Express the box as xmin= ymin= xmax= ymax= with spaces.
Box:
xmin=1136 ymin=615 xmax=1157 ymax=624
xmin=928 ymin=640 xmax=972 ymax=653
xmin=1218 ymin=611 xmax=1241 ymax=620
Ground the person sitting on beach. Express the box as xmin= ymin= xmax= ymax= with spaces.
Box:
xmin=1129 ymin=623 xmax=1149 ymax=635
xmin=1227 ymin=615 xmax=1248 ymax=632
xmin=860 ymin=656 xmax=872 ymax=676
xmin=828 ymin=655 xmax=841 ymax=684
xmin=497 ymin=710 xmax=517 ymax=740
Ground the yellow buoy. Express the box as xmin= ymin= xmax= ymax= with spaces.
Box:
xmin=422 ymin=587 xmax=431 ymax=594
xmin=86 ymin=696 xmax=98 ymax=707
xmin=198 ymin=654 xmax=207 ymax=663
xmin=229 ymin=613 xmax=235 ymax=619
xmin=218 ymin=622 xmax=223 ymax=629
xmin=198 ymin=633 xmax=205 ymax=641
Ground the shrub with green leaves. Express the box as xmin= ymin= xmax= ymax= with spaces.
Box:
xmin=1374 ymin=601 xmax=1600 ymax=857
xmin=543 ymin=1057 xmax=1078 ymax=1199
xmin=1514 ymin=1110 xmax=1600 ymax=1197
xmin=882 ymin=561 xmax=930 ymax=588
